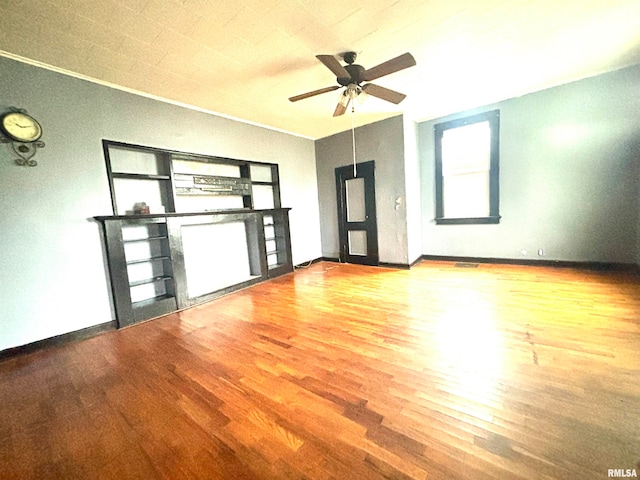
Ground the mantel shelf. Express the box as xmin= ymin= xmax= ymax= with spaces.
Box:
xmin=95 ymin=208 xmax=291 ymax=222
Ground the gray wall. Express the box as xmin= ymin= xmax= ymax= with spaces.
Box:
xmin=419 ymin=64 xmax=640 ymax=264
xmin=403 ymin=116 xmax=422 ymax=265
xmin=315 ymin=115 xmax=412 ymax=265
xmin=0 ymin=56 xmax=321 ymax=351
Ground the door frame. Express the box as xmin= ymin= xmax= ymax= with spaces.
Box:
xmin=335 ymin=160 xmax=379 ymax=266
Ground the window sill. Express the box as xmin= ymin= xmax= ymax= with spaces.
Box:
xmin=435 ymin=216 xmax=501 ymax=225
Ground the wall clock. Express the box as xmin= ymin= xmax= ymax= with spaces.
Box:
xmin=1 ymin=111 xmax=43 ymax=142
xmin=0 ymin=109 xmax=46 ymax=166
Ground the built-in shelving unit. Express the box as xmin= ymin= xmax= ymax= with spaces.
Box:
xmin=123 ymin=220 xmax=176 ymax=311
xmin=97 ymin=141 xmax=293 ymax=328
xmin=249 ymin=163 xmax=281 ymax=210
xmin=98 ymin=216 xmax=178 ymax=327
xmin=104 ymin=141 xmax=175 ymax=215
xmin=263 ymin=210 xmax=292 ymax=276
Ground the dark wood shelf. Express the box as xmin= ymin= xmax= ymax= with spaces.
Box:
xmin=129 ymin=275 xmax=173 ymax=287
xmin=132 ymin=294 xmax=175 ymax=309
xmin=95 ymin=208 xmax=289 ymax=222
xmin=112 ymin=172 xmax=171 ymax=181
xmin=126 ymin=256 xmax=170 ymax=265
xmin=123 ymin=235 xmax=168 ymax=243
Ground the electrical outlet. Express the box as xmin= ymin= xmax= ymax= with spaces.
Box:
xmin=538 ymin=248 xmax=544 ymax=256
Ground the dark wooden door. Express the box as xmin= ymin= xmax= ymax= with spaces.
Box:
xmin=335 ymin=160 xmax=378 ymax=266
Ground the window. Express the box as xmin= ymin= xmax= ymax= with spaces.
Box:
xmin=434 ymin=110 xmax=500 ymax=224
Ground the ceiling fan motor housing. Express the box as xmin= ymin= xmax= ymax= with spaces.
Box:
xmin=338 ymin=64 xmax=366 ymax=86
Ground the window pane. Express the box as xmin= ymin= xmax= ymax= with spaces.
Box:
xmin=443 ymin=172 xmax=490 ymax=218
xmin=442 ymin=121 xmax=490 ymax=176
xmin=434 ymin=110 xmax=499 ymax=224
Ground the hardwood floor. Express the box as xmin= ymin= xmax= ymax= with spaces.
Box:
xmin=1 ymin=261 xmax=639 ymax=479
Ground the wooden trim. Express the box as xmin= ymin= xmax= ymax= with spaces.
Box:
xmin=271 ymin=164 xmax=282 ymax=209
xmin=102 ymin=218 xmax=135 ymax=327
xmin=316 ymin=256 xmax=424 ymax=270
xmin=379 ymin=262 xmax=411 ymax=270
xmin=409 ymin=256 xmax=423 ymax=268
xmin=321 ymin=257 xmax=341 ymax=263
xmin=102 ymin=139 xmax=118 ymax=215
xmin=179 ymin=276 xmax=265 ymax=309
xmin=0 ymin=320 xmax=117 ymax=362
xmin=103 ymin=139 xmax=256 ymax=167
xmin=421 ymin=255 xmax=640 ymax=272
xmin=435 ymin=216 xmax=501 ymax=225
xmin=373 ymin=255 xmax=424 ymax=270
xmin=111 ymin=172 xmax=171 ymax=181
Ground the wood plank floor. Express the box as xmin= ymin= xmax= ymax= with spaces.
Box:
xmin=1 ymin=261 xmax=639 ymax=479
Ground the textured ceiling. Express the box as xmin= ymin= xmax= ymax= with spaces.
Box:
xmin=1 ymin=0 xmax=640 ymax=139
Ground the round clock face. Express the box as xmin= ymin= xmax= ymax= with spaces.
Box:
xmin=1 ymin=112 xmax=43 ymax=143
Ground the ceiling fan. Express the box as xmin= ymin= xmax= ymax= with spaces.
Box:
xmin=289 ymin=51 xmax=416 ymax=116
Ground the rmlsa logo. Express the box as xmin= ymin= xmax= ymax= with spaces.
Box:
xmin=608 ymin=469 xmax=638 ymax=478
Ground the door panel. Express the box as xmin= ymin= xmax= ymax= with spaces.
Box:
xmin=346 ymin=177 xmax=366 ymax=222
xmin=348 ymin=230 xmax=368 ymax=256
xmin=335 ymin=160 xmax=378 ymax=265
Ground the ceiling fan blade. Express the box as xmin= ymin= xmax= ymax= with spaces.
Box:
xmin=316 ymin=54 xmax=351 ymax=79
xmin=289 ymin=85 xmax=340 ymax=102
xmin=333 ymin=96 xmax=351 ymax=117
xmin=363 ymin=52 xmax=416 ymax=81
xmin=362 ymin=83 xmax=407 ymax=104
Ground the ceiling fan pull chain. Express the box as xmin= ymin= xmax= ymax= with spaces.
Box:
xmin=351 ymin=103 xmax=357 ymax=176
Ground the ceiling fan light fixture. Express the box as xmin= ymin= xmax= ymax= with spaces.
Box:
xmin=346 ymin=83 xmax=361 ymax=99
xmin=336 ymin=84 xmax=362 ymax=113
xmin=338 ymin=91 xmax=350 ymax=107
